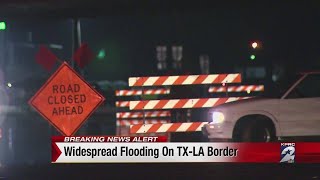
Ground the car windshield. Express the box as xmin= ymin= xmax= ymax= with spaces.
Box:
xmin=262 ymin=74 xmax=301 ymax=98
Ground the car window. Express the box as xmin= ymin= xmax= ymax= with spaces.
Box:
xmin=286 ymin=74 xmax=320 ymax=98
xmin=262 ymin=74 xmax=300 ymax=98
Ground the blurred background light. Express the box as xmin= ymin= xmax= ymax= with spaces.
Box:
xmin=250 ymin=55 xmax=256 ymax=60
xmin=0 ymin=22 xmax=6 ymax=30
xmin=97 ymin=49 xmax=106 ymax=60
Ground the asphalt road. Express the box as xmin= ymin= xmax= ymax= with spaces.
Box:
xmin=1 ymin=163 xmax=320 ymax=179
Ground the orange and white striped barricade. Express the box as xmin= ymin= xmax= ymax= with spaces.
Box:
xmin=116 ymin=119 xmax=170 ymax=126
xmin=129 ymin=97 xmax=251 ymax=110
xmin=130 ymin=122 xmax=208 ymax=134
xmin=128 ymin=73 xmax=241 ymax=87
xmin=116 ymin=110 xmax=171 ymax=119
xmin=127 ymin=97 xmax=252 ymax=135
xmin=125 ymin=73 xmax=244 ymax=138
xmin=209 ymin=85 xmax=264 ymax=93
xmin=117 ymin=119 xmax=170 ymax=141
xmin=115 ymin=109 xmax=172 ymax=135
xmin=116 ymin=88 xmax=170 ymax=96
xmin=115 ymin=87 xmax=172 ymax=136
xmin=115 ymin=101 xmax=130 ymax=108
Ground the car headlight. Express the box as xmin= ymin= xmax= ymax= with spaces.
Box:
xmin=211 ymin=112 xmax=225 ymax=124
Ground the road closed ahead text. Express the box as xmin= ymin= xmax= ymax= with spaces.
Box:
xmin=48 ymin=84 xmax=86 ymax=116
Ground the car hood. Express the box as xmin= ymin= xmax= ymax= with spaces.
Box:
xmin=210 ymin=97 xmax=280 ymax=112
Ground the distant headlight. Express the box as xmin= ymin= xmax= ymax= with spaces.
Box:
xmin=211 ymin=112 xmax=225 ymax=124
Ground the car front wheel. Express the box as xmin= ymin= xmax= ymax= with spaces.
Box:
xmin=238 ymin=120 xmax=276 ymax=142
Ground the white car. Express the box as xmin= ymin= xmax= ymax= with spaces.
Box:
xmin=202 ymin=72 xmax=320 ymax=142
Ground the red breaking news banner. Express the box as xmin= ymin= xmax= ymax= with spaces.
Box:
xmin=52 ymin=136 xmax=168 ymax=142
xmin=51 ymin=138 xmax=320 ymax=163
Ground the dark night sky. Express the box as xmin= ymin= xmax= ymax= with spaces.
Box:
xmin=82 ymin=5 xmax=320 ymax=81
xmin=5 ymin=2 xmax=320 ymax=82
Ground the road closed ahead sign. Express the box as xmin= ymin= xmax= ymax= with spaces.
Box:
xmin=29 ymin=62 xmax=105 ymax=136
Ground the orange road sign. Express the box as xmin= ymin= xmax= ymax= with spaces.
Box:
xmin=29 ymin=62 xmax=105 ymax=136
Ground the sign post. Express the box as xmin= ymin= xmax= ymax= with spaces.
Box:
xmin=29 ymin=62 xmax=105 ymax=136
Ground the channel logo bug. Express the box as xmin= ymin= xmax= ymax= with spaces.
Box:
xmin=280 ymin=143 xmax=295 ymax=163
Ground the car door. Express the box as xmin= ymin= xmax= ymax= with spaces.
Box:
xmin=278 ymin=74 xmax=320 ymax=137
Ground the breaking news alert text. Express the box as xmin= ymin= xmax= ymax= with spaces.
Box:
xmin=51 ymin=136 xmax=320 ymax=163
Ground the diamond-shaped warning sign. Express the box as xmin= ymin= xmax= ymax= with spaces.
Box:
xmin=29 ymin=62 xmax=105 ymax=136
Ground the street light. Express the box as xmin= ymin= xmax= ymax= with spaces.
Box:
xmin=252 ymin=42 xmax=258 ymax=49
